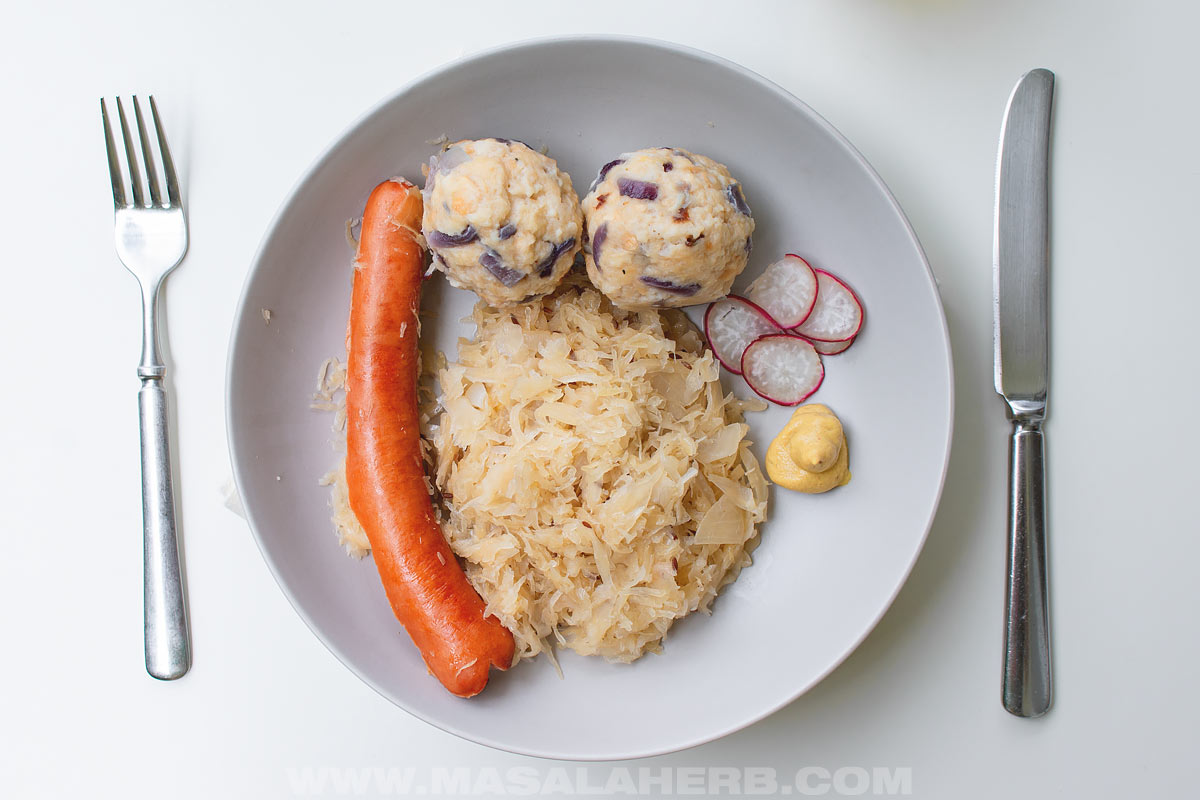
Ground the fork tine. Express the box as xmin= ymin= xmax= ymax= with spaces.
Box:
xmin=101 ymin=99 xmax=128 ymax=208
xmin=149 ymin=96 xmax=181 ymax=207
xmin=132 ymin=96 xmax=163 ymax=207
xmin=115 ymin=97 xmax=145 ymax=207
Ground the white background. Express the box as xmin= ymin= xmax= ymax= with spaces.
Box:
xmin=3 ymin=1 xmax=1198 ymax=797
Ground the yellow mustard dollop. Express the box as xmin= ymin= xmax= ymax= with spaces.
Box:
xmin=765 ymin=404 xmax=851 ymax=493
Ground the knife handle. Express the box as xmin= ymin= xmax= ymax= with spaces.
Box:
xmin=1002 ymin=419 xmax=1052 ymax=716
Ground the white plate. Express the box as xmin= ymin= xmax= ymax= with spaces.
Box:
xmin=227 ymin=36 xmax=952 ymax=760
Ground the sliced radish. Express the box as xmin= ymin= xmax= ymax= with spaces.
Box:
xmin=740 ymin=334 xmax=825 ymax=405
xmin=703 ymin=296 xmax=781 ymax=375
xmin=745 ymin=254 xmax=819 ymax=328
xmin=793 ymin=269 xmax=863 ymax=342
xmin=807 ymin=336 xmax=855 ymax=356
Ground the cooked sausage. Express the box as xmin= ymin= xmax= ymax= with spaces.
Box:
xmin=345 ymin=178 xmax=514 ymax=697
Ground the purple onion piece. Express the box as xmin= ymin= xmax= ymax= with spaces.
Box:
xmin=535 ymin=237 xmax=577 ymax=278
xmin=744 ymin=236 xmax=753 ymax=255
xmin=423 ymin=156 xmax=439 ymax=197
xmin=428 ymin=225 xmax=478 ymax=248
xmin=618 ymin=178 xmax=659 ymax=201
xmin=726 ymin=183 xmax=751 ymax=216
xmin=591 ymin=224 xmax=607 ymax=269
xmin=424 ymin=144 xmax=470 ymax=197
xmin=640 ymin=276 xmax=702 ymax=296
xmin=497 ymin=223 xmax=517 ymax=240
xmin=600 ymin=158 xmax=624 ymax=177
xmin=479 ymin=249 xmax=525 ymax=287
xmin=588 ymin=158 xmax=626 ymax=193
xmin=491 ymin=136 xmax=536 ymax=149
xmin=441 ymin=144 xmax=470 ymax=168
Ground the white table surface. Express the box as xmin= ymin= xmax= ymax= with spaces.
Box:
xmin=4 ymin=1 xmax=1198 ymax=797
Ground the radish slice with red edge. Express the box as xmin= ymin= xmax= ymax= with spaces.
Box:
xmin=703 ymin=296 xmax=781 ymax=375
xmin=808 ymin=336 xmax=855 ymax=356
xmin=745 ymin=254 xmax=819 ymax=328
xmin=793 ymin=269 xmax=863 ymax=342
xmin=740 ymin=334 xmax=825 ymax=405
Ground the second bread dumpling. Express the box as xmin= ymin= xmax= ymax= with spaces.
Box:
xmin=581 ymin=147 xmax=754 ymax=309
xmin=422 ymin=138 xmax=583 ymax=307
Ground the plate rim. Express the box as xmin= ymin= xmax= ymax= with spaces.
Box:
xmin=226 ymin=33 xmax=955 ymax=761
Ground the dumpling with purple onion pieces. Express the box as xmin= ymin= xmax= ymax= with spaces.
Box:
xmin=581 ymin=147 xmax=754 ymax=309
xmin=422 ymin=138 xmax=582 ymax=307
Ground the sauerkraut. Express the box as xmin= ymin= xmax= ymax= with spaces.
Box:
xmin=320 ymin=276 xmax=769 ymax=664
xmin=431 ymin=277 xmax=767 ymax=663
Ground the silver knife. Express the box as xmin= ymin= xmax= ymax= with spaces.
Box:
xmin=994 ymin=68 xmax=1054 ymax=717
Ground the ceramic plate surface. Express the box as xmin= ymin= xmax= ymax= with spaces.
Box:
xmin=227 ymin=36 xmax=952 ymax=760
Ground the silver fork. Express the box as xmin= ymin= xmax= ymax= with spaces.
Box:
xmin=102 ymin=96 xmax=191 ymax=680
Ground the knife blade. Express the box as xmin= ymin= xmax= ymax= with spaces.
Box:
xmin=994 ymin=68 xmax=1054 ymax=718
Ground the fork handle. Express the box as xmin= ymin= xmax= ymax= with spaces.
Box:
xmin=139 ymin=376 xmax=191 ymax=680
xmin=1002 ymin=419 xmax=1051 ymax=716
